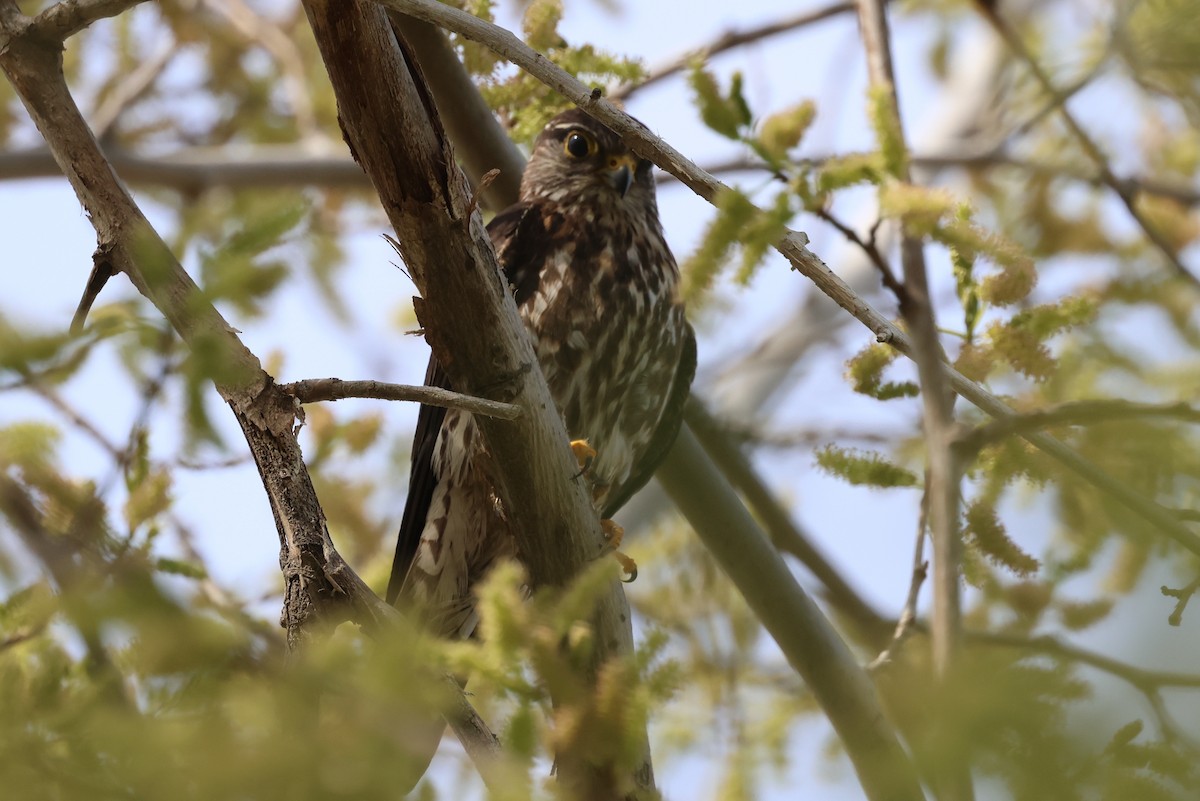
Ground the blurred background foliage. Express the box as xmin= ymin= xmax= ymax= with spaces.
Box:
xmin=3 ymin=0 xmax=1200 ymax=798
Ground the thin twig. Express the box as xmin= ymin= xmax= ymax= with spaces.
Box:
xmin=814 ymin=206 xmax=906 ymax=302
xmin=1160 ymin=577 xmax=1200 ymax=627
xmin=869 ymin=491 xmax=929 ymax=671
xmin=610 ymin=2 xmax=856 ymax=101
xmin=279 ymin=378 xmax=522 ymax=420
xmin=0 ymin=144 xmax=369 ymax=192
xmin=657 ymin=151 xmax=1200 ymax=208
xmin=976 ymin=3 xmax=1200 ymax=289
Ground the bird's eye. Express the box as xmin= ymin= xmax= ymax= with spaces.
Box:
xmin=563 ymin=131 xmax=594 ymax=159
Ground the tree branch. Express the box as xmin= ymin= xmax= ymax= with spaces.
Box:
xmin=686 ymin=400 xmax=892 ymax=644
xmin=300 ymin=3 xmax=653 ymax=796
xmin=656 ymin=425 xmax=927 ymax=801
xmin=28 ymin=0 xmax=148 ymax=41
xmin=280 ymin=378 xmax=522 ymax=420
xmin=955 ymin=400 xmax=1200 ymax=456
xmin=609 ymin=1 xmax=856 ymax=101
xmin=856 ymin=0 xmax=964 ymax=684
xmin=976 ymin=3 xmax=1200 ymax=289
xmin=1160 ymin=577 xmax=1200 ymax=627
xmin=0 ymin=144 xmax=371 ymax=192
xmin=0 ymin=6 xmax=504 ymax=787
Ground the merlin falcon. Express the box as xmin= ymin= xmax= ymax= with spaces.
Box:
xmin=386 ymin=108 xmax=696 ymax=639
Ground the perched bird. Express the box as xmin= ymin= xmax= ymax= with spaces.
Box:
xmin=387 ymin=108 xmax=694 ymax=708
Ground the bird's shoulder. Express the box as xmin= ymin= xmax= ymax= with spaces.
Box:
xmin=486 ymin=199 xmax=573 ymax=307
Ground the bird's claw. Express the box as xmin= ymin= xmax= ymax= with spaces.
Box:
xmin=570 ymin=439 xmax=596 ymax=479
xmin=602 ymin=519 xmax=637 ymax=582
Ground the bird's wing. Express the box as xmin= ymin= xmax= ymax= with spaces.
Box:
xmin=386 ymin=355 xmax=450 ymax=605
xmin=601 ymin=319 xmax=697 ymax=519
xmin=386 ymin=202 xmax=546 ymax=605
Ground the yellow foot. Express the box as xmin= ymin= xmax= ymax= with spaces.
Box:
xmin=601 ymin=519 xmax=637 ymax=583
xmin=570 ymin=439 xmax=596 ymax=478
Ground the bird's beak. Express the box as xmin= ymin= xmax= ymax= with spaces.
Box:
xmin=606 ymin=154 xmax=638 ymax=197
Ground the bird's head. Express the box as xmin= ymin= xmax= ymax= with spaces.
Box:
xmin=519 ymin=109 xmax=657 ymax=214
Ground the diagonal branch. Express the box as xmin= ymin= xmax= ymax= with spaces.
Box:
xmin=374 ymin=0 xmax=1200 ymax=566
xmin=609 ymin=1 xmax=856 ymax=101
xmin=299 ymin=2 xmax=653 ymax=797
xmin=954 ymin=400 xmax=1200 ymax=456
xmin=0 ymin=3 xmax=503 ymax=787
xmin=976 ymin=3 xmax=1200 ymax=289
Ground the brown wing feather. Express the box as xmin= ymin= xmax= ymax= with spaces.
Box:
xmin=601 ymin=320 xmax=697 ymax=519
xmin=387 ymin=201 xmax=552 ymax=605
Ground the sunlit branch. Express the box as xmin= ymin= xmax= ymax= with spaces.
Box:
xmin=281 ymin=378 xmax=522 ymax=420
xmin=610 ymin=1 xmax=856 ymax=101
xmin=976 ymin=4 xmax=1200 ymax=290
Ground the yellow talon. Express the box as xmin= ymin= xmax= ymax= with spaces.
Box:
xmin=570 ymin=439 xmax=596 ymax=478
xmin=601 ymin=519 xmax=637 ymax=582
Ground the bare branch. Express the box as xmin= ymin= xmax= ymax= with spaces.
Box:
xmin=29 ymin=0 xmax=149 ymax=41
xmin=1161 ymin=577 xmax=1200 ymax=627
xmin=301 ymin=3 xmax=653 ymax=795
xmin=955 ymin=400 xmax=1200 ymax=456
xmin=869 ymin=493 xmax=929 ymax=672
xmin=280 ymin=378 xmax=522 ymax=420
xmin=686 ymin=400 xmax=892 ymax=644
xmin=0 ymin=144 xmax=370 ymax=192
xmin=610 ymin=2 xmax=856 ymax=101
xmin=976 ymin=4 xmax=1200 ymax=289
xmin=856 ymin=0 xmax=964 ymax=699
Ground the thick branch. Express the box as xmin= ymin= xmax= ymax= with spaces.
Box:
xmin=656 ymin=426 xmax=926 ymax=801
xmin=686 ymin=400 xmax=891 ymax=644
xmin=281 ymin=378 xmax=521 ymax=420
xmin=300 ymin=3 xmax=652 ymax=797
